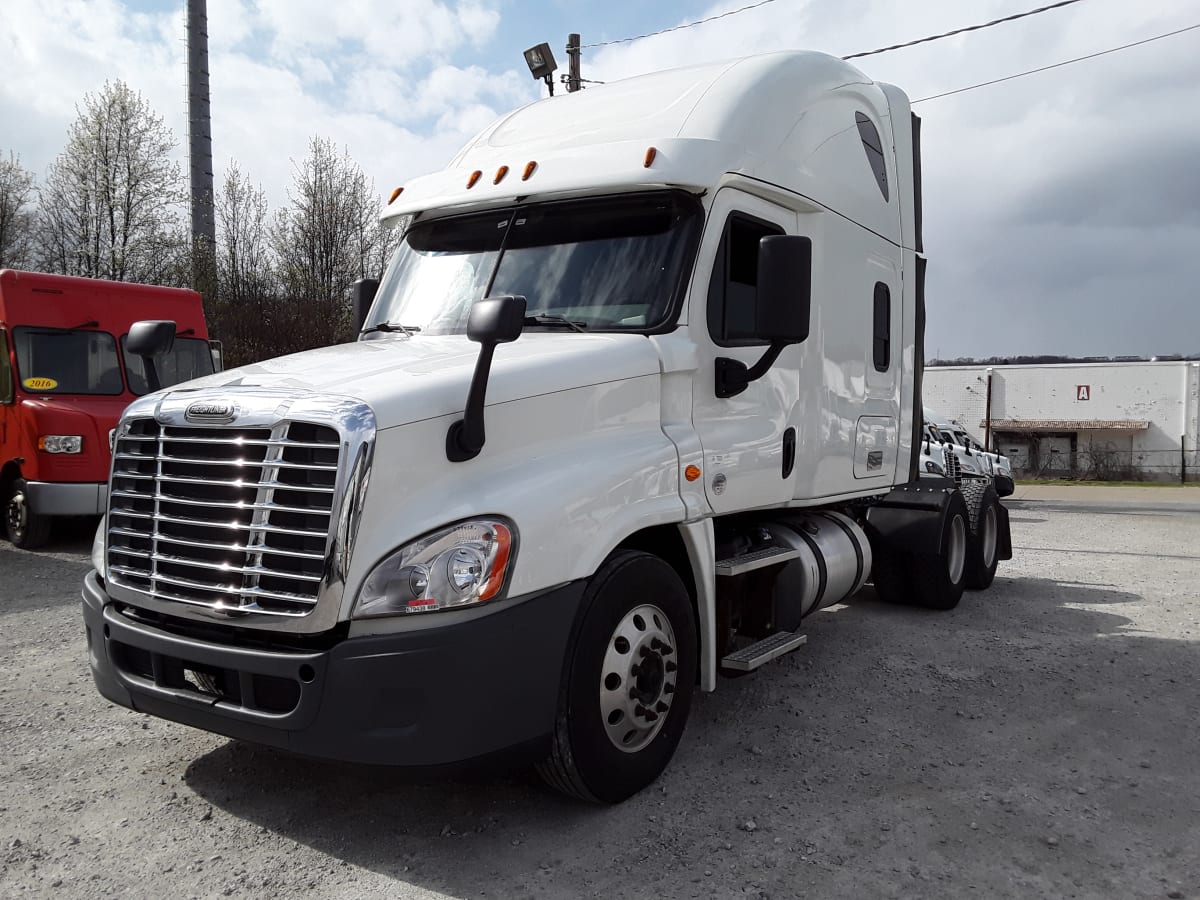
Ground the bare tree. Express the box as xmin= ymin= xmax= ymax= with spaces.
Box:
xmin=0 ymin=152 xmax=36 ymax=269
xmin=271 ymin=137 xmax=396 ymax=346
xmin=34 ymin=80 xmax=188 ymax=284
xmin=211 ymin=162 xmax=279 ymax=367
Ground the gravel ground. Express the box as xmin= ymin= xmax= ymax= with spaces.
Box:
xmin=1 ymin=490 xmax=1198 ymax=899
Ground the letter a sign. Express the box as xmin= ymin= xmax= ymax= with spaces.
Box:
xmin=1077 ymin=385 xmax=1090 ymax=401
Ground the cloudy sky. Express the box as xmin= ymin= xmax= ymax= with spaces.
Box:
xmin=3 ymin=0 xmax=1198 ymax=358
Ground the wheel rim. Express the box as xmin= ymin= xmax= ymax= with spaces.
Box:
xmin=947 ymin=514 xmax=967 ymax=584
xmin=599 ymin=604 xmax=678 ymax=753
xmin=6 ymin=491 xmax=27 ymax=544
xmin=980 ymin=504 xmax=998 ymax=568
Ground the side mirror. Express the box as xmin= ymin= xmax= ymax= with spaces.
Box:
xmin=351 ymin=278 xmax=379 ymax=336
xmin=467 ymin=293 xmax=526 ymax=343
xmin=446 ymin=295 xmax=527 ymax=462
xmin=755 ymin=235 xmax=811 ymax=343
xmin=126 ymin=320 xmax=176 ymax=393
xmin=715 ymin=235 xmax=811 ymax=398
xmin=127 ymin=320 xmax=176 ymax=357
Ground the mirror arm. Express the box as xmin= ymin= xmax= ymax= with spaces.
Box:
xmin=715 ymin=341 xmax=787 ymax=399
xmin=141 ymin=357 xmax=162 ymax=393
xmin=446 ymin=344 xmax=499 ymax=462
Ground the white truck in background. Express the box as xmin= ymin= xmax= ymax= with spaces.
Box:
xmin=83 ymin=51 xmax=1012 ymax=803
xmin=926 ymin=410 xmax=1015 ymax=496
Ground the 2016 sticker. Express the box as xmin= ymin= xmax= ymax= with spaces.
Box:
xmin=22 ymin=377 xmax=58 ymax=391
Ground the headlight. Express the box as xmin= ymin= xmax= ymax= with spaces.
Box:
xmin=924 ymin=459 xmax=945 ymax=475
xmin=91 ymin=517 xmax=107 ymax=578
xmin=353 ymin=518 xmax=515 ymax=618
xmin=39 ymin=435 xmax=84 ymax=454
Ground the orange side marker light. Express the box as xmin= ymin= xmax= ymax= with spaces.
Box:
xmin=684 ymin=464 xmax=701 ymax=482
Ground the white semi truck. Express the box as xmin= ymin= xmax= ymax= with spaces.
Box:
xmin=82 ymin=51 xmax=1011 ymax=803
xmin=926 ymin=410 xmax=1015 ymax=497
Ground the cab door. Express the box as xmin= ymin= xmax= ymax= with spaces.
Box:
xmin=0 ymin=328 xmax=13 ymax=450
xmin=688 ymin=189 xmax=803 ymax=514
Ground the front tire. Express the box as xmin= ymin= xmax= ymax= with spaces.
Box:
xmin=537 ymin=550 xmax=697 ymax=803
xmin=5 ymin=478 xmax=53 ymax=549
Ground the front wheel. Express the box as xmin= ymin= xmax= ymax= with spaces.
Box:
xmin=5 ymin=478 xmax=53 ymax=549
xmin=537 ymin=550 xmax=697 ymax=803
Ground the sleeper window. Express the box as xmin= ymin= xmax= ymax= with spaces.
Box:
xmin=855 ymin=112 xmax=889 ymax=201
xmin=872 ymin=282 xmax=891 ymax=372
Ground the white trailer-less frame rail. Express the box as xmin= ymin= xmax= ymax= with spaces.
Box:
xmin=82 ymin=51 xmax=1011 ymax=803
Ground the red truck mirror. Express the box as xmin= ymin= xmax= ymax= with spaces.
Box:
xmin=126 ymin=320 xmax=176 ymax=392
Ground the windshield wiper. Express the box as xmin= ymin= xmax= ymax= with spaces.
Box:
xmin=523 ymin=314 xmax=587 ymax=333
xmin=360 ymin=321 xmax=421 ymax=337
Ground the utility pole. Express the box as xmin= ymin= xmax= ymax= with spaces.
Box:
xmin=566 ymin=33 xmax=581 ymax=92
xmin=186 ymin=0 xmax=217 ymax=301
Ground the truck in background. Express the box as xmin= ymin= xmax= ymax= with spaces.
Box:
xmin=926 ymin=409 xmax=1015 ymax=496
xmin=83 ymin=51 xmax=1012 ymax=803
xmin=1 ymin=270 xmax=217 ymax=548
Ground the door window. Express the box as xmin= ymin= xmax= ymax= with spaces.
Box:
xmin=706 ymin=214 xmax=784 ymax=346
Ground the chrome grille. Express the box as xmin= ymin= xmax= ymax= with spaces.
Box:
xmin=942 ymin=445 xmax=962 ymax=486
xmin=107 ymin=418 xmax=341 ymax=617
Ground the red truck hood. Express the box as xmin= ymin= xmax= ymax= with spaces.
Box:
xmin=18 ymin=395 xmax=131 ymax=482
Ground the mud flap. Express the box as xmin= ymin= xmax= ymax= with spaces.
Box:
xmin=995 ymin=500 xmax=1013 ymax=561
xmin=863 ymin=480 xmax=959 ymax=557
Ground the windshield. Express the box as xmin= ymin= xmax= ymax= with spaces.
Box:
xmin=13 ymin=327 xmax=123 ymax=396
xmin=367 ymin=191 xmax=702 ymax=335
xmin=123 ymin=336 xmax=216 ymax=395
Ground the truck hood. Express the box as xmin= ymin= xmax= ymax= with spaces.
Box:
xmin=20 ymin=395 xmax=129 ymax=446
xmin=18 ymin=395 xmax=131 ymax=481
xmin=169 ymin=333 xmax=663 ymax=430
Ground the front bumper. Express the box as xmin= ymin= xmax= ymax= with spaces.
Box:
xmin=28 ymin=481 xmax=106 ymax=516
xmin=82 ymin=571 xmax=583 ymax=767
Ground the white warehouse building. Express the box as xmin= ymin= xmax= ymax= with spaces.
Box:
xmin=924 ymin=361 xmax=1200 ymax=481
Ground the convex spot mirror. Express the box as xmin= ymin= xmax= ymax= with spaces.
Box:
xmin=468 ymin=294 xmax=526 ymax=344
xmin=446 ymin=295 xmax=527 ymax=463
xmin=126 ymin=320 xmax=177 ymax=357
xmin=754 ymin=234 xmax=812 ymax=344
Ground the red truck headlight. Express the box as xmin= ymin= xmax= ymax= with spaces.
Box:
xmin=38 ymin=435 xmax=84 ymax=454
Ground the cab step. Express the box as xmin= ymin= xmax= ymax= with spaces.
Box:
xmin=720 ymin=631 xmax=808 ymax=672
xmin=715 ymin=545 xmax=800 ymax=577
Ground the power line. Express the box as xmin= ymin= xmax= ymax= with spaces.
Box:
xmin=580 ymin=0 xmax=778 ymax=48
xmin=580 ymin=0 xmax=1090 ymax=56
xmin=912 ymin=22 xmax=1200 ymax=103
xmin=842 ymin=0 xmax=1088 ymax=60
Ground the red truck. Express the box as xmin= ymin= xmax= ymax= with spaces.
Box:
xmin=1 ymin=270 xmax=218 ymax=548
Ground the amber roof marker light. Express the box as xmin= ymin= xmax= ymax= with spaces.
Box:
xmin=522 ymin=160 xmax=538 ymax=181
xmin=388 ymin=186 xmax=404 ymax=204
xmin=466 ymin=170 xmax=483 ymax=189
xmin=494 ymin=165 xmax=510 ymax=185
xmin=644 ymin=146 xmax=657 ymax=168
